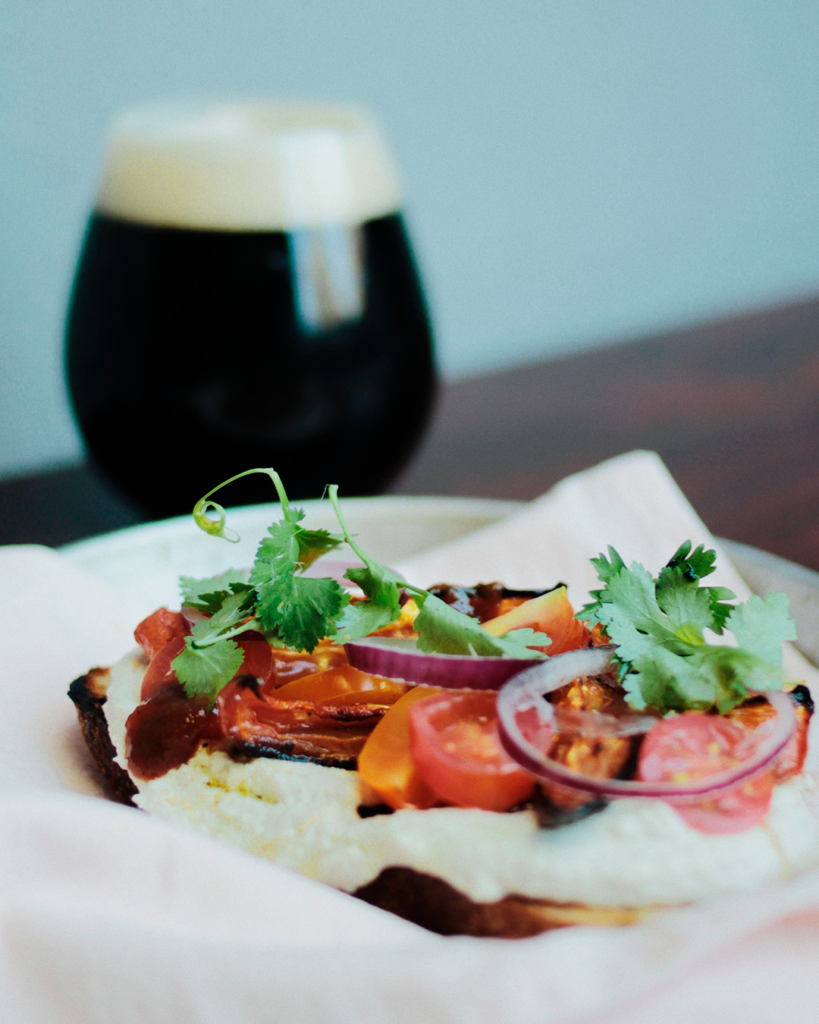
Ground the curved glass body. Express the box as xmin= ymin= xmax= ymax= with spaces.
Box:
xmin=66 ymin=211 xmax=435 ymax=517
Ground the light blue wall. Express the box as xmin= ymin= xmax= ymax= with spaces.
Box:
xmin=2 ymin=1 xmax=819 ymax=478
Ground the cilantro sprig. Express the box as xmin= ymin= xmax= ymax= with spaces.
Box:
xmin=172 ymin=469 xmax=346 ymax=701
xmin=171 ymin=469 xmax=550 ymax=703
xmin=327 ymin=485 xmax=551 ymax=657
xmin=577 ymin=541 xmax=797 ymax=713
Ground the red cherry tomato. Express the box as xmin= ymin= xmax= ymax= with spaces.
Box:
xmin=637 ymin=713 xmax=774 ymax=834
xmin=134 ymin=607 xmax=189 ymax=660
xmin=409 ymin=691 xmax=536 ymax=812
xmin=357 ymin=686 xmax=443 ymax=810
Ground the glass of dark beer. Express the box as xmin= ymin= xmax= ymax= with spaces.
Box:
xmin=66 ymin=99 xmax=436 ymax=518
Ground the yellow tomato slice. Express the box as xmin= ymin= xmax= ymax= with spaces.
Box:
xmin=271 ymin=640 xmax=348 ymax=686
xmin=482 ymin=586 xmax=590 ymax=655
xmin=274 ymin=664 xmax=407 ymax=705
xmin=358 ymin=685 xmax=442 ymax=809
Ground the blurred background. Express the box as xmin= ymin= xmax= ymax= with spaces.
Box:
xmin=2 ymin=0 xmax=819 ymax=483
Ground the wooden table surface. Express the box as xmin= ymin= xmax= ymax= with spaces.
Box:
xmin=3 ymin=294 xmax=819 ymax=570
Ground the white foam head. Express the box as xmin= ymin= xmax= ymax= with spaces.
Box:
xmin=95 ymin=99 xmax=404 ymax=231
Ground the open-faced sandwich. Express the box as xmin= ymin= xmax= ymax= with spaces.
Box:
xmin=70 ymin=470 xmax=819 ymax=937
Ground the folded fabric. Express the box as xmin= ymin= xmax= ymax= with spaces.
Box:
xmin=2 ymin=451 xmax=819 ymax=1023
xmin=2 ymin=791 xmax=819 ymax=1024
xmin=395 ymin=449 xmax=819 ymax=691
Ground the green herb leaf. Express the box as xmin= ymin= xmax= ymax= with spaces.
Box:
xmin=578 ymin=540 xmax=796 ymax=714
xmin=257 ymin=574 xmax=347 ymax=651
xmin=334 ymin=564 xmax=402 ymax=641
xmin=654 ymin=565 xmax=713 ymax=643
xmin=179 ymin=570 xmax=251 ymax=613
xmin=250 ymin=501 xmax=342 ymax=583
xmin=413 ymin=592 xmax=546 ymax=659
xmin=656 ymin=543 xmax=735 ymax=635
xmin=577 ymin=546 xmax=627 ymax=624
xmin=501 ymin=627 xmax=552 ymax=648
xmin=251 ymin=519 xmax=299 ymax=583
xmin=325 ymin=483 xmax=548 ymax=657
xmin=663 ymin=540 xmax=717 ymax=581
xmin=204 ymin=589 xmax=256 ymax=630
xmin=725 ymin=593 xmax=797 ymax=668
xmin=630 ymin=644 xmax=783 ymax=715
xmin=296 ymin=528 xmax=343 ymax=568
xmin=172 ymin=637 xmax=244 ymax=702
xmin=593 ymin=562 xmax=682 ymax=661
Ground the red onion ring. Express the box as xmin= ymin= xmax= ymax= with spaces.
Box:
xmin=496 ymin=647 xmax=797 ymax=801
xmin=344 ymin=636 xmax=541 ymax=690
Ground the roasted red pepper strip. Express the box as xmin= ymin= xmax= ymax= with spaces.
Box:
xmin=218 ymin=677 xmax=390 ymax=768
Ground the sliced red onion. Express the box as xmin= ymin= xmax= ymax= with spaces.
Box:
xmin=344 ymin=636 xmax=540 ymax=689
xmin=301 ymin=559 xmax=363 ymax=588
xmin=496 ymin=648 xmax=797 ymax=801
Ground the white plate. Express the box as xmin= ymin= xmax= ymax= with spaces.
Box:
xmin=60 ymin=496 xmax=819 ymax=666
xmin=60 ymin=496 xmax=522 ymax=614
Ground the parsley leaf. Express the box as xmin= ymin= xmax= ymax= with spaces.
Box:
xmin=296 ymin=528 xmax=343 ymax=568
xmin=578 ymin=540 xmax=796 ymax=713
xmin=593 ymin=562 xmax=683 ymax=661
xmin=171 ymin=587 xmax=260 ymax=701
xmin=577 ymin=547 xmax=626 ymax=624
xmin=630 ymin=645 xmax=784 ymax=715
xmin=326 ymin=485 xmax=406 ymax=642
xmin=653 ymin=565 xmax=713 ymax=643
xmin=725 ymin=593 xmax=797 ymax=668
xmin=413 ymin=592 xmax=547 ymax=658
xmin=663 ymin=540 xmax=716 ymax=580
xmin=257 ymin=574 xmax=347 ymax=651
xmin=251 ymin=519 xmax=300 ymax=582
xmin=656 ymin=542 xmax=735 ymax=635
xmin=326 ymin=484 xmax=547 ymax=658
xmin=334 ymin=563 xmax=402 ymax=641
xmin=250 ymin=510 xmax=343 ymax=585
xmin=172 ymin=637 xmax=244 ymax=701
xmin=205 ymin=588 xmax=256 ymax=629
xmin=180 ymin=569 xmax=251 ymax=613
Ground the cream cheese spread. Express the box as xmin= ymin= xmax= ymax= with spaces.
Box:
xmin=105 ymin=650 xmax=819 ymax=907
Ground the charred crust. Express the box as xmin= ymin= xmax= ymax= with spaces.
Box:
xmin=791 ymin=684 xmax=814 ymax=713
xmin=526 ymin=794 xmax=609 ymax=830
xmin=230 ymin=740 xmax=358 ymax=770
xmin=353 ymin=867 xmax=652 ymax=937
xmin=68 ymin=672 xmax=138 ymax=806
xmin=356 ymin=802 xmax=394 ymax=818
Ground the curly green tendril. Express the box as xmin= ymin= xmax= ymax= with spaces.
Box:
xmin=191 ymin=468 xmax=290 ymax=543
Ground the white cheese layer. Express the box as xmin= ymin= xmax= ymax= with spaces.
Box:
xmin=105 ymin=651 xmax=819 ymax=907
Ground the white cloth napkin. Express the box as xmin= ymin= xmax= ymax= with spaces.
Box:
xmin=2 ymin=451 xmax=819 ymax=1023
xmin=394 ymin=450 xmax=819 ymax=689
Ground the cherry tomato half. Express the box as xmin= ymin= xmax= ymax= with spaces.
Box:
xmin=637 ymin=712 xmax=774 ymax=834
xmin=409 ymin=690 xmax=536 ymax=812
xmin=357 ymin=686 xmax=442 ymax=810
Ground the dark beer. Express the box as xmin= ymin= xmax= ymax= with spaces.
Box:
xmin=65 ymin=101 xmax=435 ymax=517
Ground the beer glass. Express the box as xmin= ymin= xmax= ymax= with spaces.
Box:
xmin=65 ymin=99 xmax=436 ymax=517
